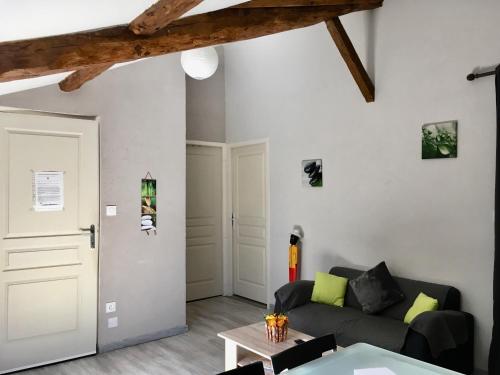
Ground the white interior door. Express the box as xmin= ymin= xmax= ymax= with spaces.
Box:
xmin=231 ymin=143 xmax=268 ymax=304
xmin=186 ymin=145 xmax=223 ymax=301
xmin=0 ymin=110 xmax=99 ymax=374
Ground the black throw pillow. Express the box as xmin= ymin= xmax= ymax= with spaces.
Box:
xmin=349 ymin=261 xmax=405 ymax=314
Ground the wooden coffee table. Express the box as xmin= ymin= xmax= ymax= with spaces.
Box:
xmin=218 ymin=322 xmax=314 ymax=373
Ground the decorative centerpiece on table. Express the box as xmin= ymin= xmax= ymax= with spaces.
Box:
xmin=265 ymin=313 xmax=288 ymax=343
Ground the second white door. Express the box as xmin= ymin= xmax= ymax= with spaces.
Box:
xmin=231 ymin=143 xmax=268 ymax=304
xmin=186 ymin=145 xmax=223 ymax=301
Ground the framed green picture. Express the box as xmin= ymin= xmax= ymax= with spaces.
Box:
xmin=422 ymin=121 xmax=458 ymax=159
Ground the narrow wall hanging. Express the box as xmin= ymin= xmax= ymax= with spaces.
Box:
xmin=141 ymin=172 xmax=157 ymax=235
xmin=422 ymin=121 xmax=458 ymax=159
xmin=302 ymin=159 xmax=323 ymax=187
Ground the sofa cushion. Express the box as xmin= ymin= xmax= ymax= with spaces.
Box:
xmin=404 ymin=292 xmax=439 ymax=324
xmin=287 ymin=302 xmax=408 ymax=352
xmin=329 ymin=266 xmax=461 ymax=320
xmin=311 ymin=272 xmax=348 ymax=307
xmin=287 ymin=302 xmax=366 ymax=338
xmin=341 ymin=313 xmax=409 ymax=352
xmin=348 ymin=262 xmax=405 ymax=314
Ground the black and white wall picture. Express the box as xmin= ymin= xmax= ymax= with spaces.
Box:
xmin=302 ymin=159 xmax=323 ymax=187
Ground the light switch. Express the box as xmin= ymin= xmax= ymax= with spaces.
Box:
xmin=108 ymin=317 xmax=118 ymax=328
xmin=105 ymin=302 xmax=116 ymax=314
xmin=106 ymin=205 xmax=117 ymax=216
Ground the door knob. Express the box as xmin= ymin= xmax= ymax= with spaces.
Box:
xmin=80 ymin=224 xmax=95 ymax=249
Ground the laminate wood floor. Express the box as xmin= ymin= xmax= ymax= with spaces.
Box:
xmin=18 ymin=296 xmax=267 ymax=375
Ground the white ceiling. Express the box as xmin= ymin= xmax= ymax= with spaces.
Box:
xmin=0 ymin=0 xmax=246 ymax=95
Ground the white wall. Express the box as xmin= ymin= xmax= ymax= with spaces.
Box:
xmin=0 ymin=55 xmax=187 ymax=351
xmin=186 ymin=47 xmax=226 ymax=142
xmin=225 ymin=0 xmax=499 ymax=370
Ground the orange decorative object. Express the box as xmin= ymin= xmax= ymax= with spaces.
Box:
xmin=289 ymin=244 xmax=299 ymax=282
xmin=265 ymin=314 xmax=288 ymax=343
xmin=288 ymin=227 xmax=302 ymax=282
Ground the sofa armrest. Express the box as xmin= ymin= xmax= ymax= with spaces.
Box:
xmin=408 ymin=310 xmax=470 ymax=356
xmin=402 ymin=311 xmax=474 ymax=374
xmin=274 ymin=280 xmax=314 ymax=313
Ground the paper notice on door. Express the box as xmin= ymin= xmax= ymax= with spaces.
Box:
xmin=354 ymin=368 xmax=396 ymax=375
xmin=32 ymin=171 xmax=64 ymax=212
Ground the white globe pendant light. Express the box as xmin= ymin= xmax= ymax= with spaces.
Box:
xmin=181 ymin=47 xmax=219 ymax=80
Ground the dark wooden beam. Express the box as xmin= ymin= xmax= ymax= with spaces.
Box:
xmin=59 ymin=63 xmax=114 ymax=92
xmin=235 ymin=0 xmax=380 ymax=7
xmin=325 ymin=17 xmax=375 ymax=102
xmin=60 ymin=0 xmax=203 ymax=91
xmin=129 ymin=0 xmax=203 ymax=35
xmin=0 ymin=4 xmax=382 ymax=83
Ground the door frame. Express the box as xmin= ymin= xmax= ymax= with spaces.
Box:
xmin=186 ymin=140 xmax=231 ymax=296
xmin=186 ymin=139 xmax=271 ymax=305
xmin=228 ymin=139 xmax=270 ymax=306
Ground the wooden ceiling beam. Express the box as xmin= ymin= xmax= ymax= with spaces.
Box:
xmin=129 ymin=0 xmax=203 ymax=36
xmin=59 ymin=63 xmax=114 ymax=92
xmin=325 ymin=17 xmax=375 ymax=102
xmin=0 ymin=4 xmax=382 ymax=84
xmin=235 ymin=0 xmax=381 ymax=8
xmin=60 ymin=0 xmax=204 ymax=92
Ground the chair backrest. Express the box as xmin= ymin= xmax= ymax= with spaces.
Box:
xmin=271 ymin=334 xmax=336 ymax=374
xmin=216 ymin=361 xmax=265 ymax=375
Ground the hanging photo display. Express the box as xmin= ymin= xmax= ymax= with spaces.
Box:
xmin=141 ymin=177 xmax=157 ymax=234
xmin=302 ymin=159 xmax=323 ymax=187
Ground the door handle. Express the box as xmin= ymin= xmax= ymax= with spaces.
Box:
xmin=80 ymin=224 xmax=95 ymax=249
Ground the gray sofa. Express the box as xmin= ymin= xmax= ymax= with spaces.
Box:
xmin=274 ymin=266 xmax=474 ymax=374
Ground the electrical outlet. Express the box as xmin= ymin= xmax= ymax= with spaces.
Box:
xmin=105 ymin=302 xmax=116 ymax=314
xmin=108 ymin=317 xmax=118 ymax=328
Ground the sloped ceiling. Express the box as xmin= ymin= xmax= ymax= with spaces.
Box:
xmin=0 ymin=0 xmax=246 ymax=95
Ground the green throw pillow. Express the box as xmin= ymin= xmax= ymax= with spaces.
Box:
xmin=404 ymin=292 xmax=439 ymax=324
xmin=311 ymin=272 xmax=348 ymax=307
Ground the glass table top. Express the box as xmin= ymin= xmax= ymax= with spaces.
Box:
xmin=286 ymin=343 xmax=463 ymax=375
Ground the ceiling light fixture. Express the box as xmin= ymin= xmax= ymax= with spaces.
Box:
xmin=181 ymin=47 xmax=219 ymax=80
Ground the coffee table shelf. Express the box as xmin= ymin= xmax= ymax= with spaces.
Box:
xmin=237 ymin=352 xmax=273 ymax=374
xmin=218 ymin=322 xmax=314 ymax=373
